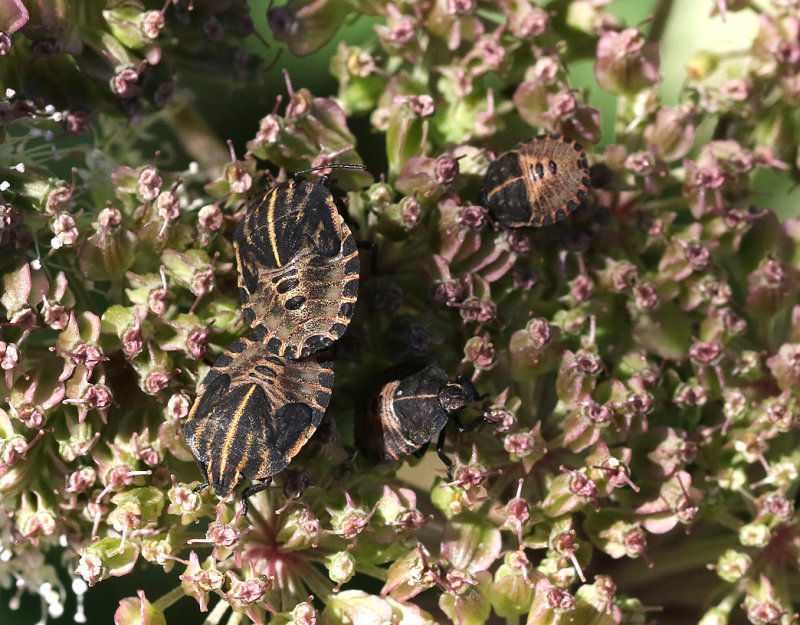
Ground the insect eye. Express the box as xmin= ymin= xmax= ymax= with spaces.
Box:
xmin=534 ymin=162 xmax=544 ymax=179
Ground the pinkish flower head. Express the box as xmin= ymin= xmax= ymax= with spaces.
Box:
xmin=595 ymin=28 xmax=660 ymax=94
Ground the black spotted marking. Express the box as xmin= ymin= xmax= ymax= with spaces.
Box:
xmin=248 ymin=325 xmax=268 ymax=342
xmin=215 ymin=353 xmax=234 ymax=368
xmin=343 ymin=256 xmax=360 ymax=275
xmin=354 ymin=363 xmax=479 ymax=463
xmin=267 ymin=337 xmax=283 ymax=354
xmin=482 ymin=134 xmax=591 ymax=228
xmin=319 ymin=370 xmax=335 ymax=387
xmin=183 ymin=338 xmax=335 ymax=499
xmin=284 ymin=295 xmax=306 ymax=310
xmin=276 ymin=278 xmax=300 ymax=294
xmin=343 ymin=281 xmax=359 ymax=298
xmin=228 ymin=340 xmax=247 ymax=354
xmin=233 ymin=177 xmax=361 ymax=359
xmin=339 ymin=302 xmax=355 ymax=318
xmin=255 ymin=365 xmax=277 ymax=377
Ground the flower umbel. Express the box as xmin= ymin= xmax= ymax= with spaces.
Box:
xmin=2 ymin=2 xmax=800 ymax=625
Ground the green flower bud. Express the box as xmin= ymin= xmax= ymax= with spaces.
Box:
xmin=491 ymin=552 xmax=537 ymax=619
xmin=325 ymin=550 xmax=355 ymax=587
xmin=113 ymin=591 xmax=166 ymax=625
xmin=385 ymin=99 xmax=431 ymax=180
xmin=109 ymin=487 xmax=165 ymax=534
xmin=440 ymin=512 xmax=501 ymax=573
xmin=1 ymin=262 xmax=36 ymax=318
xmin=161 ymin=249 xmax=215 ymax=300
xmin=738 ymin=522 xmax=770 ymax=548
xmin=331 ymin=44 xmax=386 ymax=115
xmin=583 ymin=510 xmax=646 ymax=560
xmin=287 ymin=599 xmax=318 ymax=625
xmin=224 ymin=570 xmax=271 ymax=612
xmin=527 ymin=578 xmax=575 ymax=625
xmin=16 ymin=490 xmax=57 ymax=542
xmin=741 ymin=574 xmax=791 ymax=625
xmin=438 ymin=570 xmax=492 ymax=625
xmin=381 ymin=546 xmax=438 ymax=601
xmin=276 ymin=506 xmax=321 ymax=551
xmin=575 ymin=576 xmax=622 ymax=623
xmin=715 ymin=549 xmax=752 ymax=583
xmin=179 ymin=551 xmax=224 ymax=612
xmin=78 ymin=206 xmax=136 ymax=280
xmin=140 ymin=536 xmax=175 ymax=570
xmin=76 ymin=537 xmax=140 ymax=587
xmin=699 ymin=605 xmax=731 ymax=625
xmin=322 ymin=590 xmax=434 ymax=625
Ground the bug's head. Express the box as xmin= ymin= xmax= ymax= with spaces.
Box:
xmin=439 ymin=375 xmax=480 ymax=413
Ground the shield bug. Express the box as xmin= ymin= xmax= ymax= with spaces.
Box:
xmin=482 ymin=134 xmax=591 ymax=228
xmin=183 ymin=329 xmax=334 ymax=507
xmin=355 ymin=363 xmax=481 ymax=474
xmin=234 ymin=165 xmax=365 ymax=359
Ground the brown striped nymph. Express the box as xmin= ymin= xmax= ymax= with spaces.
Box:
xmin=482 ymin=134 xmax=591 ymax=228
xmin=183 ymin=330 xmax=334 ymax=501
xmin=233 ymin=175 xmax=360 ymax=360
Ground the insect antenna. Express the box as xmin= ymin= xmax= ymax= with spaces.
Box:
xmin=293 ymin=163 xmax=367 ymax=177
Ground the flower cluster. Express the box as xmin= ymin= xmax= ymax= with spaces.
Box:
xmin=2 ymin=1 xmax=800 ymax=625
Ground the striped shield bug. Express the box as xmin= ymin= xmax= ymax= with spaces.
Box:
xmin=482 ymin=134 xmax=591 ymax=228
xmin=355 ymin=363 xmax=481 ymax=476
xmin=234 ymin=165 xmax=365 ymax=360
xmin=183 ymin=329 xmax=334 ymax=508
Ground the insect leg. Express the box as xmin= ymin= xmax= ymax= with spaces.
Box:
xmin=356 ymin=240 xmax=380 ymax=278
xmin=435 ymin=425 xmax=454 ymax=481
xmin=240 ymin=477 xmax=273 ymax=517
xmin=192 ymin=458 xmax=210 ymax=493
xmin=411 ymin=441 xmax=430 ymax=459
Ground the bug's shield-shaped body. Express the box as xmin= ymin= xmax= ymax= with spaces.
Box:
xmin=234 ymin=178 xmax=360 ymax=359
xmin=356 ymin=363 xmax=453 ymax=462
xmin=183 ymin=332 xmax=334 ymax=498
xmin=482 ymin=134 xmax=591 ymax=228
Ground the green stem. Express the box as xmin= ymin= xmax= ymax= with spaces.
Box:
xmin=202 ymin=597 xmax=231 ymax=625
xmin=354 ymin=562 xmax=389 ymax=582
xmin=296 ymin=560 xmax=336 ymax=603
xmin=649 ymin=0 xmax=674 ymax=44
xmin=152 ymin=584 xmax=190 ymax=612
